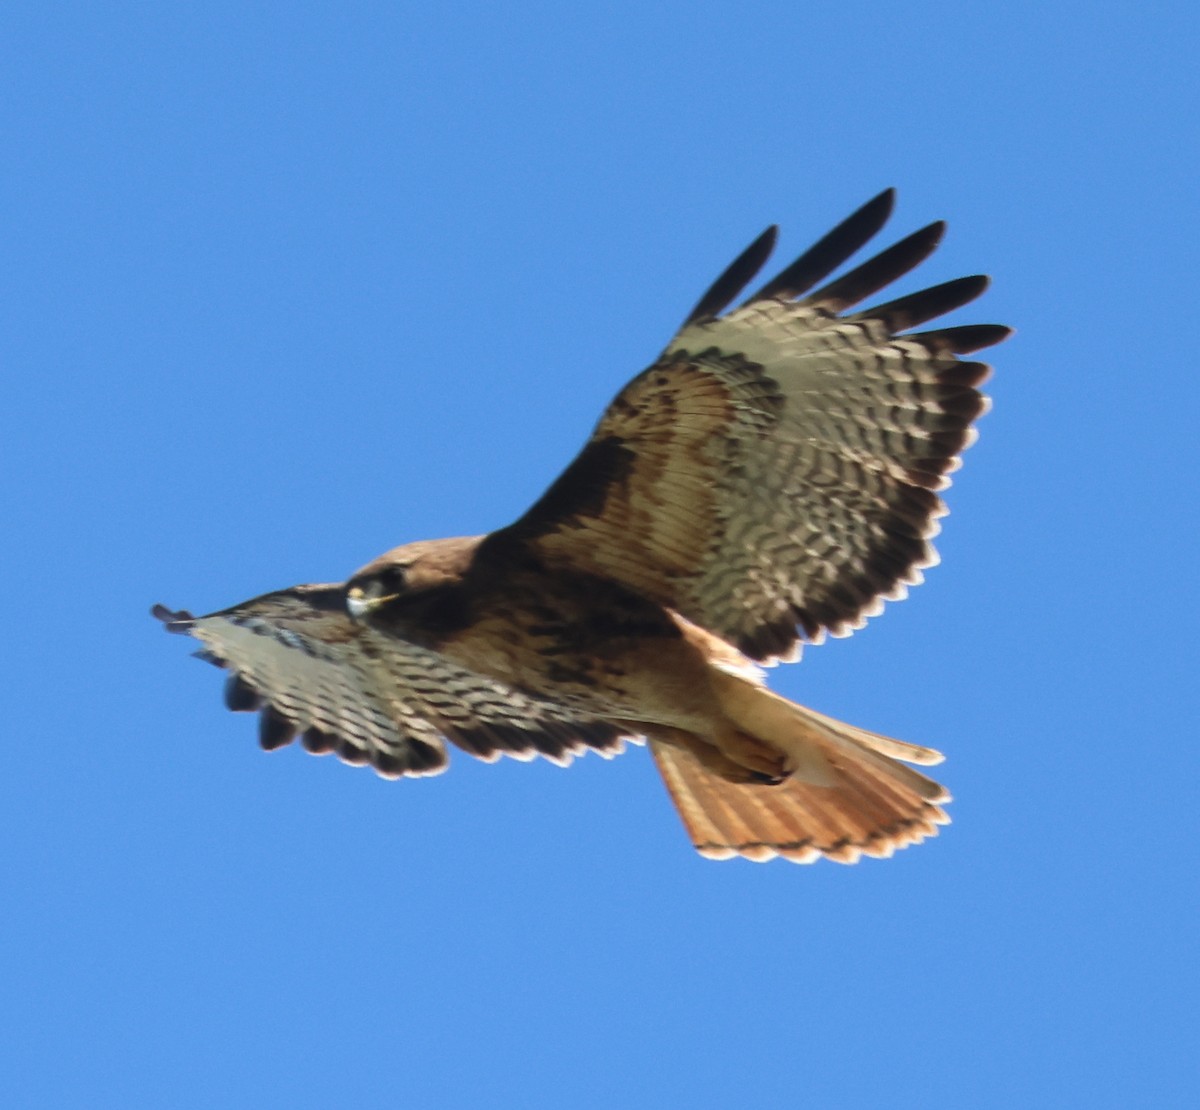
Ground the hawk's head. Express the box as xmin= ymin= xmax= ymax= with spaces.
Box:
xmin=344 ymin=535 xmax=485 ymax=620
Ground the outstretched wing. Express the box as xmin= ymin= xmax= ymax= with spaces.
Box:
xmin=153 ymin=585 xmax=630 ymax=779
xmin=490 ymin=189 xmax=1010 ymax=662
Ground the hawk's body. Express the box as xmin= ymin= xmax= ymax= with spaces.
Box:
xmin=156 ymin=190 xmax=1009 ymax=863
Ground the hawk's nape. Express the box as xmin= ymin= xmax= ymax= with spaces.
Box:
xmin=156 ymin=190 xmax=1009 ymax=864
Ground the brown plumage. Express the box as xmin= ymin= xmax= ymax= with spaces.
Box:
xmin=154 ymin=189 xmax=1009 ymax=863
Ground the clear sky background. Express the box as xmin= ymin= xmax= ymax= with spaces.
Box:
xmin=3 ymin=3 xmax=1197 ymax=1107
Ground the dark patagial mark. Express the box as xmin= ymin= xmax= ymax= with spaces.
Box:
xmin=494 ymin=436 xmax=635 ymax=546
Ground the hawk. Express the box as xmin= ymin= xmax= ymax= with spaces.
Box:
xmin=155 ymin=189 xmax=1009 ymax=864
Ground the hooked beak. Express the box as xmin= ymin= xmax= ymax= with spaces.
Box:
xmin=345 ymin=586 xmax=395 ymax=619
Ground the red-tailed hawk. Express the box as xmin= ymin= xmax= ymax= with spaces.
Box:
xmin=155 ymin=190 xmax=1008 ymax=864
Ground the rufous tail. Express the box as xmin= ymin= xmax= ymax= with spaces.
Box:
xmin=651 ymin=691 xmax=951 ymax=864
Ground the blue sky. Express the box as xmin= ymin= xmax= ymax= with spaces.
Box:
xmin=3 ymin=3 xmax=1197 ymax=1107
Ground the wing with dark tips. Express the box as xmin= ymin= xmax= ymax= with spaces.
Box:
xmin=494 ymin=191 xmax=1010 ymax=662
xmin=747 ymin=188 xmax=896 ymax=304
xmin=680 ymin=225 xmax=778 ymax=327
xmin=153 ymin=586 xmax=632 ymax=779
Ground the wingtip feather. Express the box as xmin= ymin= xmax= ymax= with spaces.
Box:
xmin=746 ymin=188 xmax=899 ymax=305
xmin=151 ymin=603 xmax=195 ymax=633
xmin=680 ymin=224 xmax=779 ymax=326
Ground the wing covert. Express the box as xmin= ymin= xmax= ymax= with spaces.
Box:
xmin=493 ymin=192 xmax=1010 ymax=661
xmin=152 ymin=586 xmax=630 ymax=778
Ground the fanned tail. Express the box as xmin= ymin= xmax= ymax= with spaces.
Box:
xmin=650 ymin=688 xmax=951 ymax=863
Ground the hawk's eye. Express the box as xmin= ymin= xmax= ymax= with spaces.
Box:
xmin=372 ymin=566 xmax=408 ymax=595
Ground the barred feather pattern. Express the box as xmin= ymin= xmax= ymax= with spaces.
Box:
xmin=152 ymin=588 xmax=630 ymax=779
xmin=503 ymin=211 xmax=1003 ymax=662
xmin=668 ymin=312 xmax=992 ymax=659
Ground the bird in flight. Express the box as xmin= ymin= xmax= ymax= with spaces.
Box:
xmin=155 ymin=189 xmax=1008 ymax=864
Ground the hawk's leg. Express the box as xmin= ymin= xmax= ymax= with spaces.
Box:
xmin=635 ymin=724 xmax=785 ymax=786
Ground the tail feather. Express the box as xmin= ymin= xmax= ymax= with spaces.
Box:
xmin=799 ymin=704 xmax=945 ymax=766
xmin=713 ymin=676 xmax=950 ymax=801
xmin=650 ymin=701 xmax=951 ymax=865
